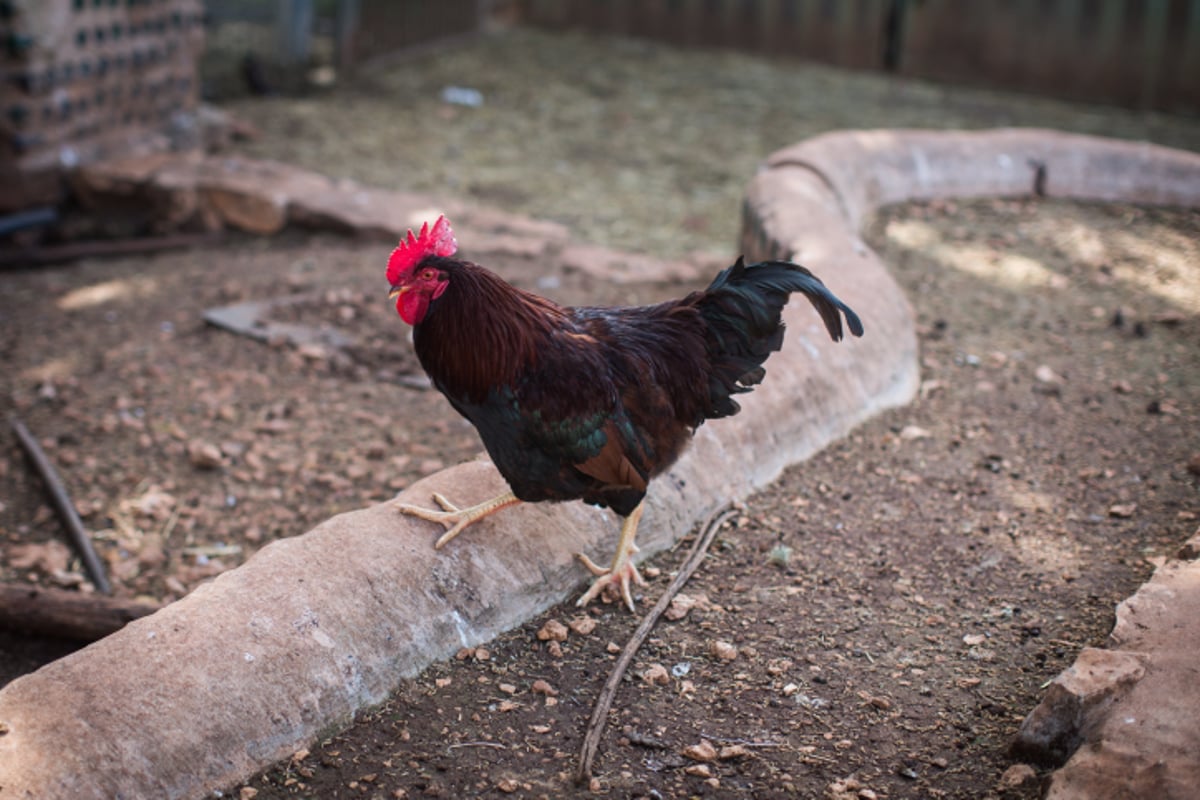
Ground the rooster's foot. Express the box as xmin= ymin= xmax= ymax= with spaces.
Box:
xmin=576 ymin=546 xmax=646 ymax=612
xmin=394 ymin=490 xmax=520 ymax=548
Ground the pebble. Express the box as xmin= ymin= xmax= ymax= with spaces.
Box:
xmin=187 ymin=440 xmax=224 ymax=469
xmin=1108 ymin=502 xmax=1138 ymax=519
xmin=997 ymin=763 xmax=1037 ymax=790
xmin=665 ymin=592 xmax=703 ymax=620
xmin=708 ymin=640 xmax=738 ymax=661
xmin=641 ymin=664 xmax=670 ymax=686
xmin=536 ymin=619 xmax=569 ymax=642
xmin=682 ymin=740 xmax=717 ymax=762
xmin=718 ymin=744 xmax=749 ymax=760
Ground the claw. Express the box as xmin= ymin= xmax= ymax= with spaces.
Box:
xmin=394 ymin=490 xmax=520 ymax=548
xmin=576 ymin=550 xmax=645 ymax=612
xmin=575 ymin=501 xmax=647 ymax=613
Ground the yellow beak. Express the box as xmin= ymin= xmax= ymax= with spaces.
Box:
xmin=388 ymin=285 xmax=409 ymax=300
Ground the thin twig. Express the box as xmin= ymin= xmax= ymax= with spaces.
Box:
xmin=447 ymin=741 xmax=507 ymax=751
xmin=10 ymin=415 xmax=112 ymax=594
xmin=699 ymin=733 xmax=783 ymax=748
xmin=575 ymin=504 xmax=736 ymax=785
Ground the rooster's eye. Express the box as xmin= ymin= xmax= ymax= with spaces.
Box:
xmin=421 ymin=268 xmax=437 ymax=281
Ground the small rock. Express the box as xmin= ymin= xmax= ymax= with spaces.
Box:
xmin=997 ymin=763 xmax=1037 ymax=790
xmin=1011 ymin=648 xmax=1146 ymax=766
xmin=187 ymin=440 xmax=223 ymax=469
xmin=827 ymin=777 xmax=863 ymax=799
xmin=531 ymin=679 xmax=558 ymax=696
xmin=536 ymin=619 xmax=569 ymax=642
xmin=718 ymin=744 xmax=749 ymax=760
xmin=708 ymin=640 xmax=738 ymax=661
xmin=967 ymin=646 xmax=996 ymax=662
xmin=665 ymin=592 xmax=702 ymax=621
xmin=297 ymin=343 xmax=329 ymax=361
xmin=1035 ymin=364 xmax=1062 ymax=384
xmin=9 ymin=541 xmax=72 ymax=574
xmin=1108 ymin=503 xmax=1137 ymax=519
xmin=498 ymin=683 xmax=516 ymax=695
xmin=642 ymin=663 xmax=670 ymax=686
xmin=766 ymin=658 xmax=794 ymax=676
xmin=567 ymin=616 xmax=597 ymax=635
xmin=682 ymin=740 xmax=718 ymax=762
xmin=239 ymin=787 xmax=258 ymax=800
xmin=605 ymin=641 xmax=621 ymax=654
xmin=767 ymin=544 xmax=793 ymax=567
xmin=899 ymin=425 xmax=931 ymax=441
xmin=684 ymin=764 xmax=711 ymax=777
xmin=496 ymin=778 xmax=519 ymax=793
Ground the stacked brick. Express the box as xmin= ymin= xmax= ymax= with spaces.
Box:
xmin=0 ymin=0 xmax=205 ymax=212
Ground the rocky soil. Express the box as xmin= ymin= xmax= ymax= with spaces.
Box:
xmin=2 ymin=25 xmax=1197 ymax=800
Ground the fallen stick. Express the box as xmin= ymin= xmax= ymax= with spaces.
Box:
xmin=0 ymin=584 xmax=158 ymax=641
xmin=10 ymin=415 xmax=112 ymax=595
xmin=575 ymin=504 xmax=737 ymax=785
xmin=0 ymin=232 xmax=221 ymax=269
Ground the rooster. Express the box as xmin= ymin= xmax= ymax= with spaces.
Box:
xmin=388 ymin=216 xmax=863 ymax=610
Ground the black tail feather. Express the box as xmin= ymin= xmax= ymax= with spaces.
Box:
xmin=696 ymin=256 xmax=863 ymax=420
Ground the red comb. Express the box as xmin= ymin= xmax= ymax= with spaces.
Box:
xmin=386 ymin=215 xmax=458 ymax=285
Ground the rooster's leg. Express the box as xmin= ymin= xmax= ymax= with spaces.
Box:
xmin=395 ymin=490 xmax=521 ymax=549
xmin=576 ymin=501 xmax=647 ymax=612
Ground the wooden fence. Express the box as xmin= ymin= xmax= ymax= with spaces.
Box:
xmin=519 ymin=0 xmax=1200 ymax=112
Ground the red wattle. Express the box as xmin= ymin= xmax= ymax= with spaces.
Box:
xmin=398 ymin=292 xmax=429 ymax=325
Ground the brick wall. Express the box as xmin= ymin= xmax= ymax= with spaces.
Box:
xmin=1 ymin=0 xmax=205 ymax=212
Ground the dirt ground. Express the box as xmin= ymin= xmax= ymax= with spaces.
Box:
xmin=211 ymin=198 xmax=1191 ymax=800
xmin=1 ymin=26 xmax=1198 ymax=800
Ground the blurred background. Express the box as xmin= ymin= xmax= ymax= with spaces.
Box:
xmin=2 ymin=0 xmax=1198 ymax=256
